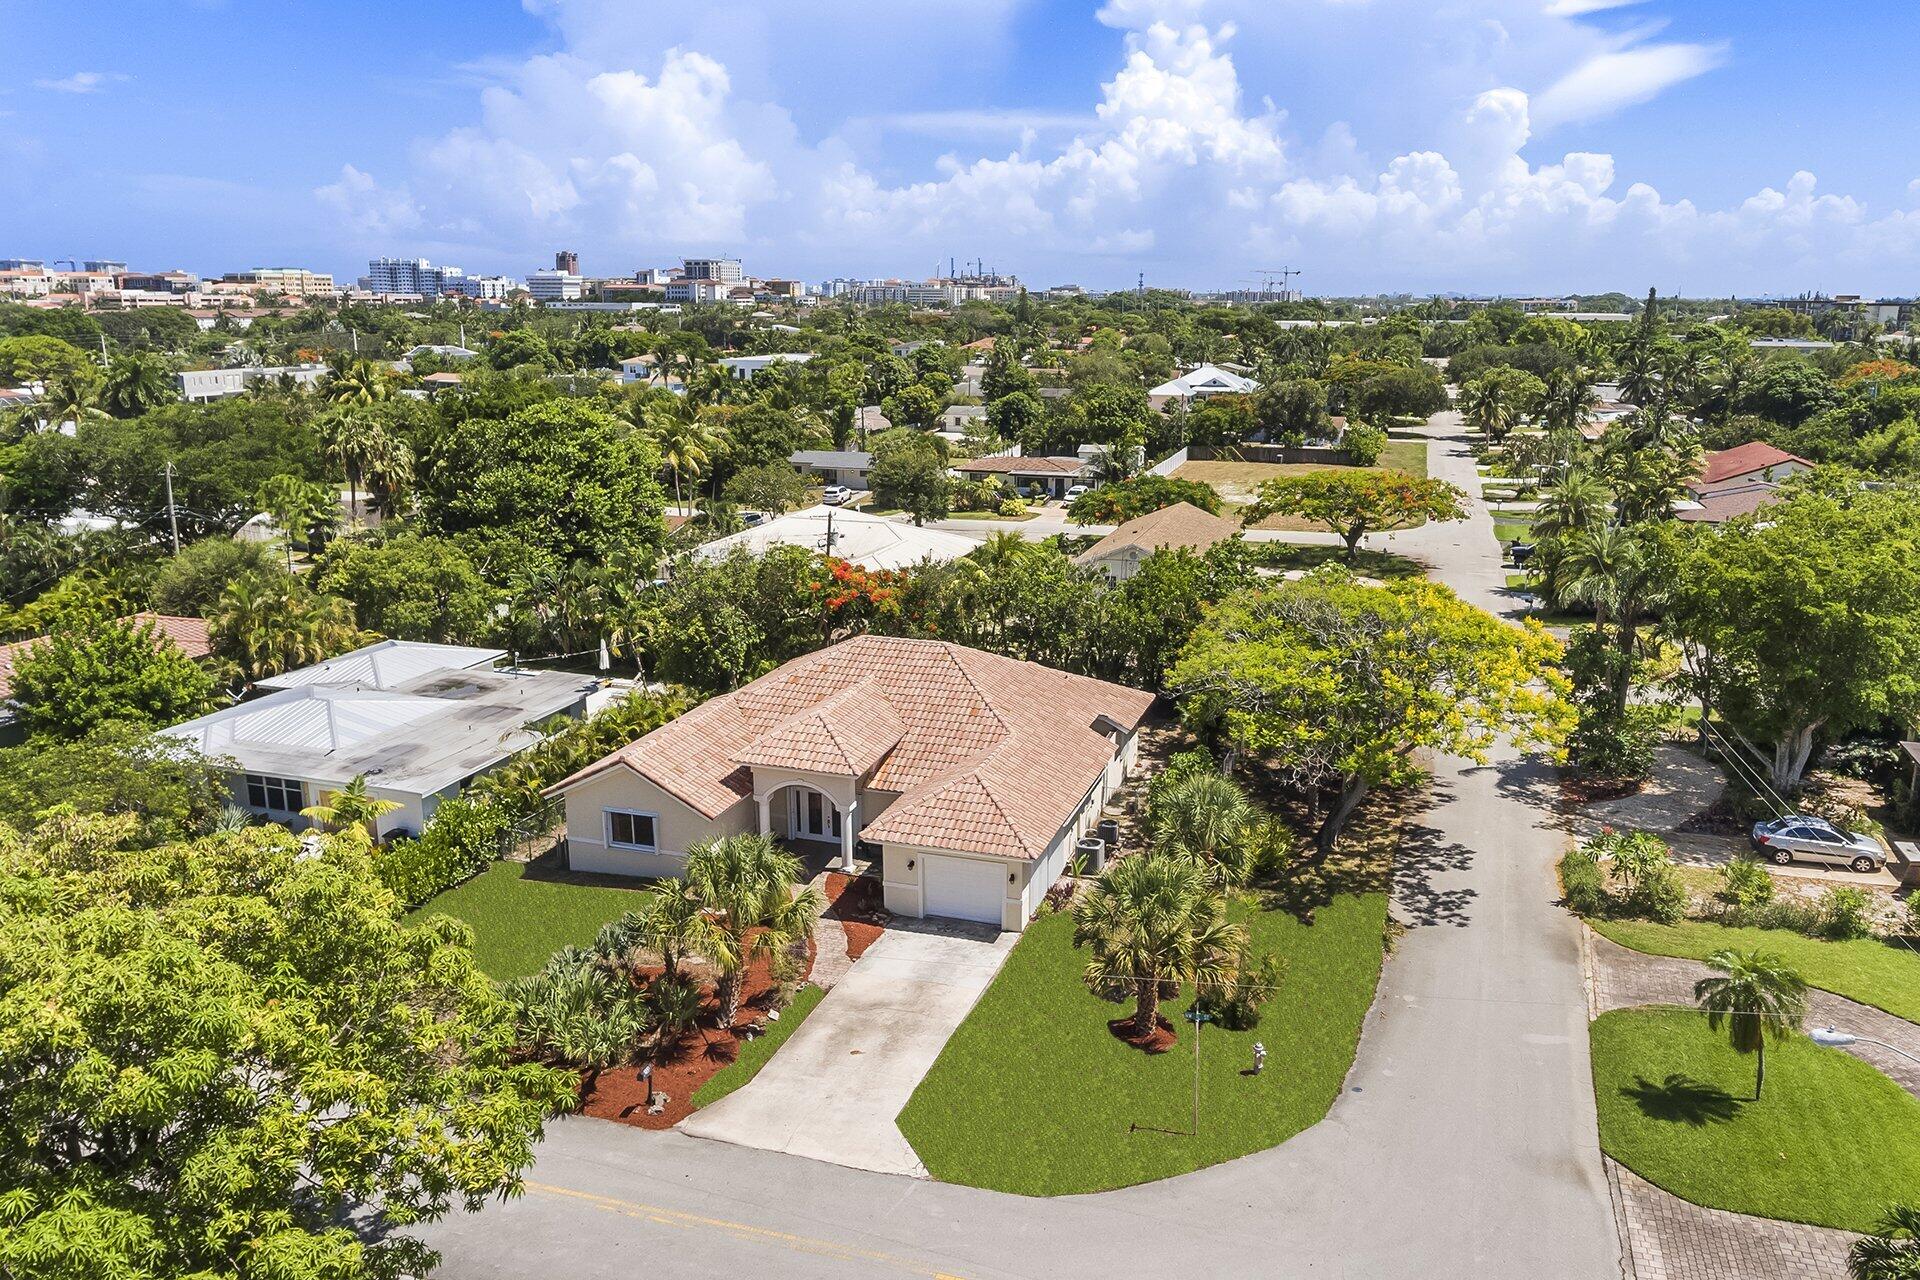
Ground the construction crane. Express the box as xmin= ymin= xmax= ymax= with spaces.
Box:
xmin=1253 ymin=268 xmax=1301 ymax=301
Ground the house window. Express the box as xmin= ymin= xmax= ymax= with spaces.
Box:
xmin=606 ymin=809 xmax=658 ymax=851
xmin=245 ymin=774 xmax=304 ymax=814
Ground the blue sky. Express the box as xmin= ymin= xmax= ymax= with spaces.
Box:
xmin=5 ymin=0 xmax=1918 ymax=294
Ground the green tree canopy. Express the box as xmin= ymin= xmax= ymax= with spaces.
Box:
xmin=9 ymin=615 xmax=217 ymax=738
xmin=1171 ymin=576 xmax=1571 ymax=851
xmin=867 ymin=428 xmax=950 ymax=526
xmin=1241 ymin=469 xmax=1467 ymax=561
xmin=1067 ymin=474 xmax=1220 ymax=523
xmin=311 ymin=531 xmax=502 ymax=645
xmin=0 ymin=815 xmax=573 ymax=1280
xmin=0 ymin=723 xmax=230 ymax=843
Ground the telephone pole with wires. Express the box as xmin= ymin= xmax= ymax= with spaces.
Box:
xmin=162 ymin=461 xmax=181 ymax=554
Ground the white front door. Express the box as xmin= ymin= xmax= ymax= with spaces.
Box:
xmin=791 ymin=788 xmax=842 ymax=841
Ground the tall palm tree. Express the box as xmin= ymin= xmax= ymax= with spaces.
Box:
xmin=1533 ymin=469 xmax=1610 ymax=542
xmin=324 ymin=356 xmax=391 ymax=407
xmin=1541 ymin=365 xmax=1596 ymax=437
xmin=1460 ymin=376 xmax=1514 ymax=443
xmin=255 ymin=474 xmax=339 ymax=570
xmin=320 ymin=411 xmax=392 ymax=528
xmin=38 ymin=369 xmax=110 ymax=431
xmin=1560 ymin=522 xmax=1667 ymax=712
xmin=1071 ymin=853 xmax=1246 ymax=1038
xmin=100 ymin=352 xmax=174 ymax=418
xmin=650 ymin=402 xmax=719 ymax=511
xmin=1712 ymin=349 xmax=1760 ymax=424
xmin=1151 ymin=771 xmax=1255 ymax=882
xmin=1693 ymin=948 xmax=1807 ymax=1100
xmin=1849 ymin=1204 xmax=1920 ymax=1280
xmin=683 ymin=834 xmax=822 ymax=1027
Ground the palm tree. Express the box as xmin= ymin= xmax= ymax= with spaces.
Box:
xmin=1533 ymin=469 xmax=1610 ymax=542
xmin=1560 ymin=522 xmax=1668 ymax=712
xmin=1540 ymin=366 xmax=1595 ymax=437
xmin=1693 ymin=948 xmax=1807 ymax=1100
xmin=38 ymin=370 xmax=110 ymax=430
xmin=212 ymin=579 xmax=361 ymax=681
xmin=255 ymin=474 xmax=339 ymax=570
xmin=1461 ymin=376 xmax=1514 ymax=443
xmin=650 ymin=402 xmax=719 ymax=511
xmin=683 ymin=834 xmax=822 ymax=1027
xmin=1151 ymin=771 xmax=1255 ymax=882
xmin=100 ymin=352 xmax=174 ymax=418
xmin=1849 ymin=1204 xmax=1920 ymax=1280
xmin=320 ymin=410 xmax=391 ymax=528
xmin=324 ymin=356 xmax=391 ymax=407
xmin=299 ymin=773 xmax=402 ymax=842
xmin=597 ymin=881 xmax=720 ymax=984
xmin=1071 ymin=853 xmax=1246 ymax=1038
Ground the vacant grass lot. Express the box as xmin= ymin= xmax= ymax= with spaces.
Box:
xmin=1174 ymin=439 xmax=1430 ymax=507
xmin=898 ymin=874 xmax=1389 ymax=1195
xmin=407 ymin=860 xmax=652 ymax=981
xmin=692 ymin=984 xmax=827 ymax=1108
xmin=1249 ymin=544 xmax=1427 ymax=580
xmin=1591 ymin=918 xmax=1920 ymax=1026
xmin=1591 ymin=1007 xmax=1920 ymax=1232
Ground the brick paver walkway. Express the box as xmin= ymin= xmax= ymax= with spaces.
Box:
xmin=1583 ymin=929 xmax=1920 ymax=1279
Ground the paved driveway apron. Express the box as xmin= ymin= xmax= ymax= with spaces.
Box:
xmin=678 ymin=922 xmax=1014 ymax=1176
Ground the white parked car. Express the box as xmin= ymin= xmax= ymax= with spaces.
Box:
xmin=1064 ymin=483 xmax=1091 ymax=501
xmin=820 ymin=485 xmax=852 ymax=506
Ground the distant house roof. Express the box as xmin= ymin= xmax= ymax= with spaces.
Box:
xmin=546 ymin=635 xmax=1155 ymax=860
xmin=421 ymin=371 xmax=464 ymax=385
xmin=1149 ymin=364 xmax=1261 ymax=399
xmin=1074 ymin=502 xmax=1241 ymax=564
xmin=256 ymin=639 xmax=505 ymax=692
xmin=698 ymin=504 xmax=981 ymax=571
xmin=789 ymin=449 xmax=873 ymax=471
xmin=951 ymin=454 xmax=1090 ymax=478
xmin=0 ymin=613 xmax=212 ymax=703
xmin=1698 ymin=442 xmax=1810 ymax=487
xmin=1675 ymin=480 xmax=1784 ymax=524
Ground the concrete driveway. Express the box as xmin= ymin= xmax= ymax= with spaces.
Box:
xmin=678 ymin=921 xmax=1014 ymax=1177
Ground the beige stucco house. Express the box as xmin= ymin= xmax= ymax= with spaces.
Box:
xmin=546 ymin=636 xmax=1154 ymax=932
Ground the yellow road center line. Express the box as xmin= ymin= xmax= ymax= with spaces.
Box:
xmin=525 ymin=1181 xmax=972 ymax=1279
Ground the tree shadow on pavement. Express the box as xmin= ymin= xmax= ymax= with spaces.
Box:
xmin=1622 ymin=1073 xmax=1742 ymax=1126
xmin=1393 ymin=794 xmax=1479 ymax=928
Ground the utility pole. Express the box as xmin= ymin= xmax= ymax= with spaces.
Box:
xmin=162 ymin=461 xmax=181 ymax=554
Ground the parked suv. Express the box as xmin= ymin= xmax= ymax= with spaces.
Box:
xmin=820 ymin=485 xmax=852 ymax=506
xmin=1749 ymin=815 xmax=1886 ymax=873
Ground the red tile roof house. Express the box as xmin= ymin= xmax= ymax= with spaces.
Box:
xmin=545 ymin=635 xmax=1154 ymax=931
xmin=1675 ymin=443 xmax=1812 ymax=524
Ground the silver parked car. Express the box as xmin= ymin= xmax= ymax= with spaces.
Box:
xmin=1749 ymin=815 xmax=1886 ymax=873
xmin=820 ymin=485 xmax=852 ymax=506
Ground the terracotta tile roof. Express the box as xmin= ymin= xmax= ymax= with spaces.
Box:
xmin=1699 ymin=442 xmax=1809 ymax=486
xmin=1075 ymin=501 xmax=1241 ymax=564
xmin=1676 ymin=480 xmax=1783 ymax=524
xmin=951 ymin=455 xmax=1089 ymax=478
xmin=0 ymin=613 xmax=211 ymax=701
xmin=732 ymin=680 xmax=905 ymax=776
xmin=549 ymin=636 xmax=1155 ymax=859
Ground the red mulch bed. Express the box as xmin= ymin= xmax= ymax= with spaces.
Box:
xmin=576 ymin=932 xmax=812 ymax=1131
xmin=1559 ymin=771 xmax=1643 ymax=806
xmin=1108 ymin=1014 xmax=1178 ymax=1055
xmin=823 ymin=871 xmax=889 ymax=960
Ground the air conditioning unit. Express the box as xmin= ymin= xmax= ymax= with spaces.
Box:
xmin=1075 ymin=836 xmax=1107 ymax=873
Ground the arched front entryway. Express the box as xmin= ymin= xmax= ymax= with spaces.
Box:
xmin=756 ymin=781 xmax=858 ymax=872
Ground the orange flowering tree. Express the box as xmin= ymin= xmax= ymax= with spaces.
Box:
xmin=802 ymin=557 xmax=907 ymax=639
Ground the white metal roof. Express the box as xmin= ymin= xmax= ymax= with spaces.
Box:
xmin=1149 ymin=364 xmax=1261 ymax=398
xmin=257 ymin=640 xmax=506 ymax=691
xmin=697 ymin=505 xmax=982 ymax=572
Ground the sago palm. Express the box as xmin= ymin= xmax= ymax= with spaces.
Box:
xmin=1849 ymin=1204 xmax=1920 ymax=1280
xmin=1693 ymin=947 xmax=1807 ymax=1100
xmin=1072 ymin=853 xmax=1246 ymax=1038
xmin=684 ymin=834 xmax=822 ymax=1027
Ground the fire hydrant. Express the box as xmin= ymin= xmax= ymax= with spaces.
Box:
xmin=1251 ymin=1042 xmax=1267 ymax=1075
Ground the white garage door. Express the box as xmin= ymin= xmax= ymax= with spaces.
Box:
xmin=922 ymin=854 xmax=1006 ymax=926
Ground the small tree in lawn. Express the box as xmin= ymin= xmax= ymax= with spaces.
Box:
xmin=299 ymin=773 xmax=402 ymax=844
xmin=1692 ymin=948 xmax=1807 ymax=1100
xmin=1242 ymin=470 xmax=1467 ymax=564
xmin=684 ymin=834 xmax=822 ymax=1027
xmin=868 ymin=428 xmax=951 ymax=525
xmin=1172 ymin=576 xmax=1571 ymax=857
xmin=1071 ymin=853 xmax=1245 ymax=1039
xmin=596 ymin=879 xmax=720 ymax=983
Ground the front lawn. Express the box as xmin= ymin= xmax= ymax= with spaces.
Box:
xmin=691 ymin=983 xmax=827 ymax=1108
xmin=897 ymin=875 xmax=1389 ymax=1195
xmin=1591 ymin=917 xmax=1920 ymax=1026
xmin=1591 ymin=1006 xmax=1920 ymax=1232
xmin=1247 ymin=543 xmax=1427 ymax=580
xmin=407 ymin=859 xmax=652 ymax=980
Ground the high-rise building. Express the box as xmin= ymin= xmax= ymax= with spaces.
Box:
xmin=555 ymin=249 xmax=580 ymax=274
xmin=682 ymin=256 xmax=744 ymax=283
xmin=366 ymin=256 xmax=467 ymax=297
xmin=527 ymin=269 xmax=584 ymax=302
xmin=83 ymin=260 xmax=127 ymax=275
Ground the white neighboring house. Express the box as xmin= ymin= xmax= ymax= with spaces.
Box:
xmin=545 ymin=636 xmax=1153 ymax=932
xmin=616 ymin=355 xmax=685 ymax=392
xmin=1148 ymin=363 xmax=1261 ymax=409
xmin=162 ymin=640 xmax=599 ymax=839
xmin=789 ymin=449 xmax=873 ymax=489
xmin=698 ymin=505 xmax=982 ymax=571
xmin=177 ymin=363 xmax=328 ymax=401
xmin=718 ymin=353 xmax=814 ymax=378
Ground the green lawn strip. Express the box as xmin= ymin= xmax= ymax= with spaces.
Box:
xmin=1379 ymin=440 xmax=1429 ymax=478
xmin=897 ymin=887 xmax=1388 ymax=1196
xmin=1591 ymin=1007 xmax=1920 ymax=1233
xmin=1250 ymin=544 xmax=1426 ymax=580
xmin=1590 ymin=917 xmax=1920 ymax=1026
xmin=1492 ymin=519 xmax=1535 ymax=544
xmin=946 ymin=509 xmax=1039 ymax=521
xmin=407 ymin=860 xmax=653 ymax=981
xmin=691 ymin=984 xmax=827 ymax=1108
